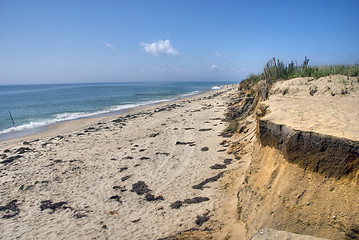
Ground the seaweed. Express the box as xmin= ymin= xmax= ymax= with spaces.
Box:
xmin=121 ymin=175 xmax=132 ymax=182
xmin=170 ymin=197 xmax=210 ymax=209
xmin=192 ymin=171 xmax=226 ymax=190
xmin=175 ymin=141 xmax=196 ymax=146
xmin=223 ymin=159 xmax=232 ymax=165
xmin=1 ymin=155 xmax=22 ymax=165
xmin=210 ymin=164 xmax=227 ymax=169
xmin=15 ymin=147 xmax=32 ymax=154
xmin=149 ymin=133 xmax=160 ymax=138
xmin=131 ymin=181 xmax=151 ymax=195
xmin=195 ymin=210 xmax=210 ymax=226
xmin=40 ymin=200 xmax=69 ymax=213
xmin=198 ymin=128 xmax=212 ymax=132
xmin=109 ymin=195 xmax=122 ymax=203
xmin=0 ymin=200 xmax=20 ymax=219
xmin=145 ymin=193 xmax=164 ymax=201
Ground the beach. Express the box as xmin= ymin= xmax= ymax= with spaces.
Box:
xmin=0 ymin=86 xmax=248 ymax=239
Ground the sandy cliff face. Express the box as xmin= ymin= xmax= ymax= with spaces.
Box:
xmin=237 ymin=76 xmax=359 ymax=240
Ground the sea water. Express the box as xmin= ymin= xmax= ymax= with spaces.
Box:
xmin=0 ymin=81 xmax=235 ymax=140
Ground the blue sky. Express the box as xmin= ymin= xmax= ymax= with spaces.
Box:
xmin=0 ymin=0 xmax=358 ymax=84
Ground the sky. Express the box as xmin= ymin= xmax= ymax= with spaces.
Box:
xmin=0 ymin=0 xmax=359 ymax=85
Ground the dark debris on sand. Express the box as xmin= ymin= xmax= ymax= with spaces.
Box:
xmin=109 ymin=195 xmax=122 ymax=203
xmin=170 ymin=197 xmax=210 ymax=209
xmin=15 ymin=147 xmax=32 ymax=154
xmin=200 ymin=147 xmax=209 ymax=151
xmin=131 ymin=218 xmax=141 ymax=223
xmin=0 ymin=200 xmax=20 ymax=219
xmin=113 ymin=185 xmax=127 ymax=192
xmin=145 ymin=193 xmax=164 ymax=201
xmin=195 ymin=210 xmax=210 ymax=226
xmin=131 ymin=181 xmax=165 ymax=202
xmin=121 ymin=175 xmax=133 ymax=182
xmin=198 ymin=128 xmax=212 ymax=132
xmin=1 ymin=155 xmax=22 ymax=165
xmin=210 ymin=164 xmax=227 ymax=169
xmin=131 ymin=181 xmax=151 ymax=195
xmin=175 ymin=141 xmax=196 ymax=146
xmin=223 ymin=158 xmax=232 ymax=165
xmin=149 ymin=133 xmax=160 ymax=138
xmin=40 ymin=200 xmax=69 ymax=213
xmin=192 ymin=171 xmax=226 ymax=190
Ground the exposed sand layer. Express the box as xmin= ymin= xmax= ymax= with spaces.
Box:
xmin=237 ymin=75 xmax=359 ymax=240
xmin=0 ymin=87 xmax=247 ymax=239
xmin=262 ymin=75 xmax=359 ymax=141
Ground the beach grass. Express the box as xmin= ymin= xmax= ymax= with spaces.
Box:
xmin=242 ymin=57 xmax=359 ymax=86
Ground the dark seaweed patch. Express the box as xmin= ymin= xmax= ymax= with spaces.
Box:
xmin=176 ymin=141 xmax=196 ymax=146
xmin=0 ymin=200 xmax=20 ymax=219
xmin=113 ymin=186 xmax=127 ymax=192
xmin=121 ymin=175 xmax=132 ymax=182
xmin=201 ymin=147 xmax=209 ymax=151
xmin=224 ymin=159 xmax=232 ymax=165
xmin=1 ymin=155 xmax=22 ymax=165
xmin=195 ymin=210 xmax=210 ymax=226
xmin=145 ymin=193 xmax=164 ymax=201
xmin=149 ymin=133 xmax=160 ymax=138
xmin=192 ymin=172 xmax=226 ymax=190
xmin=131 ymin=181 xmax=151 ymax=195
xmin=109 ymin=195 xmax=122 ymax=203
xmin=40 ymin=200 xmax=68 ymax=213
xmin=170 ymin=197 xmax=210 ymax=209
xmin=210 ymin=164 xmax=227 ymax=169
xmin=15 ymin=147 xmax=32 ymax=154
xmin=198 ymin=128 xmax=212 ymax=132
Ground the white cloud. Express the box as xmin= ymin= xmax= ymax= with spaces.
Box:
xmin=104 ymin=42 xmax=114 ymax=49
xmin=210 ymin=64 xmax=224 ymax=72
xmin=140 ymin=39 xmax=178 ymax=56
xmin=214 ymin=52 xmax=225 ymax=58
xmin=210 ymin=64 xmax=218 ymax=70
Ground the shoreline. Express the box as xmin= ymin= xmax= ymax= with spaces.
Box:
xmin=0 ymin=86 xmax=231 ymax=145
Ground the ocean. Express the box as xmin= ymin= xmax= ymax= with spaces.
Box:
xmin=0 ymin=81 xmax=235 ymax=140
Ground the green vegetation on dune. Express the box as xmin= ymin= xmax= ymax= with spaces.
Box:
xmin=242 ymin=57 xmax=359 ymax=86
xmin=224 ymin=58 xmax=359 ymax=136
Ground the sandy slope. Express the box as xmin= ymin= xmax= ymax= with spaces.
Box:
xmin=237 ymin=75 xmax=359 ymax=240
xmin=0 ymin=87 xmax=246 ymax=240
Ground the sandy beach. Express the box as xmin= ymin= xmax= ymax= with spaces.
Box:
xmin=0 ymin=86 xmax=248 ymax=239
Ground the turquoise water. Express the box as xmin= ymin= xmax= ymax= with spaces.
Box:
xmin=0 ymin=81 xmax=234 ymax=140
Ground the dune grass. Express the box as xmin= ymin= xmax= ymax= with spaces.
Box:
xmin=241 ymin=57 xmax=359 ymax=86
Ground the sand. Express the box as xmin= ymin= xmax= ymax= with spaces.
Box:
xmin=262 ymin=75 xmax=359 ymax=141
xmin=0 ymin=86 xmax=247 ymax=239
